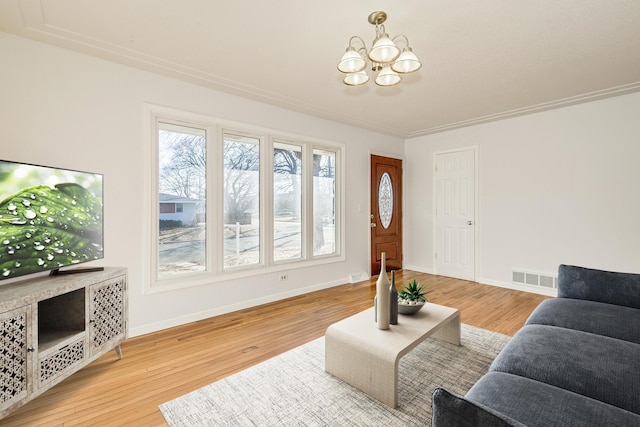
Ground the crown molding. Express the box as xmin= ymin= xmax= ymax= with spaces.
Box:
xmin=407 ymin=82 xmax=640 ymax=138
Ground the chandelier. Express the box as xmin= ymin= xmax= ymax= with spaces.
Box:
xmin=337 ymin=11 xmax=422 ymax=87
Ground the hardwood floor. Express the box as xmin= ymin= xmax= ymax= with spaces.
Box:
xmin=2 ymin=271 xmax=548 ymax=426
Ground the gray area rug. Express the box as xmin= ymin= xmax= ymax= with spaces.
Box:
xmin=160 ymin=324 xmax=509 ymax=426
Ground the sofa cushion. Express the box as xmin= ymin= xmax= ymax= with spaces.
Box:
xmin=526 ymin=298 xmax=640 ymax=344
xmin=558 ymin=264 xmax=640 ymax=309
xmin=490 ymin=324 xmax=640 ymax=415
xmin=466 ymin=372 xmax=640 ymax=427
xmin=431 ymin=387 xmax=525 ymax=427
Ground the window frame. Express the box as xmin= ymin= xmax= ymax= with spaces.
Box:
xmin=146 ymin=105 xmax=345 ymax=293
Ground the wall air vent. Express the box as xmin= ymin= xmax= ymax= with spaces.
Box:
xmin=349 ymin=272 xmax=369 ymax=283
xmin=512 ymin=269 xmax=557 ymax=289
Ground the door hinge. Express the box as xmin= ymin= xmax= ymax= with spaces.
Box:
xmin=435 ymin=252 xmax=438 ymax=260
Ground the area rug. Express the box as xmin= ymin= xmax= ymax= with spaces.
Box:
xmin=160 ymin=324 xmax=509 ymax=426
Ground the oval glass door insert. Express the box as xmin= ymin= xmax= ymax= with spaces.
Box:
xmin=378 ymin=172 xmax=393 ymax=229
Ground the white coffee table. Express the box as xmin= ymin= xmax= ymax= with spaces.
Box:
xmin=324 ymin=302 xmax=461 ymax=408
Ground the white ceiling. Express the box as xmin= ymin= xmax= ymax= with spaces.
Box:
xmin=2 ymin=0 xmax=640 ymax=138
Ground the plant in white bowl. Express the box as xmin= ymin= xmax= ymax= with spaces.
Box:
xmin=398 ymin=279 xmax=431 ymax=314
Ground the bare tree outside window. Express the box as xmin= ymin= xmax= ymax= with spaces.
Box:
xmin=159 ymin=132 xmax=206 ymax=200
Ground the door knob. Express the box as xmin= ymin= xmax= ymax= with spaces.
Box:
xmin=370 ymin=223 xmax=376 ymax=228
xmin=467 ymin=220 xmax=473 ymax=225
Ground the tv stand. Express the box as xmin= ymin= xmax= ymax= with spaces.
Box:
xmin=0 ymin=267 xmax=127 ymax=419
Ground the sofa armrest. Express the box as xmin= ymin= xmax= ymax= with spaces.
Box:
xmin=431 ymin=388 xmax=525 ymax=427
xmin=558 ymin=264 xmax=640 ymax=309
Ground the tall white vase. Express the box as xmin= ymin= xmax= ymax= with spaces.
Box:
xmin=376 ymin=252 xmax=390 ymax=329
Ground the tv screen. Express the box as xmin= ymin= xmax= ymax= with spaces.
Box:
xmin=0 ymin=160 xmax=104 ymax=280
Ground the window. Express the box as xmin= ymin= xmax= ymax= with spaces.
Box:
xmin=223 ymin=133 xmax=261 ymax=268
xmin=157 ymin=122 xmax=207 ymax=278
xmin=273 ymin=142 xmax=302 ymax=262
xmin=313 ymin=149 xmax=336 ymax=256
xmin=150 ymin=107 xmax=343 ymax=288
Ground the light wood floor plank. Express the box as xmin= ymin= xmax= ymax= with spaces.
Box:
xmin=1 ymin=271 xmax=547 ymax=426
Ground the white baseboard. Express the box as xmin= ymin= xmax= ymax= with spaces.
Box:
xmin=403 ymin=264 xmax=434 ymax=274
xmin=128 ymin=277 xmax=347 ymax=338
xmin=478 ymin=277 xmax=557 ymax=297
xmin=128 ymin=271 xmax=556 ymax=338
xmin=404 ymin=265 xmax=556 ymax=297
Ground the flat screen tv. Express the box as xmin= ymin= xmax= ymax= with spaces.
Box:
xmin=0 ymin=159 xmax=104 ymax=281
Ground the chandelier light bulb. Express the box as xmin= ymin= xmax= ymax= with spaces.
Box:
xmin=343 ymin=70 xmax=370 ymax=86
xmin=391 ymin=48 xmax=422 ymax=73
xmin=338 ymin=48 xmax=366 ymax=73
xmin=368 ymin=34 xmax=400 ymax=64
xmin=375 ymin=66 xmax=401 ymax=86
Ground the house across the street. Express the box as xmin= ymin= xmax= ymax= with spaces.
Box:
xmin=159 ymin=193 xmax=203 ymax=226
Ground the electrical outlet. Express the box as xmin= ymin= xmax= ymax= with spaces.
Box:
xmin=279 ymin=273 xmax=288 ymax=281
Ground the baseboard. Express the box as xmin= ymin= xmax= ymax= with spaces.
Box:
xmin=403 ymin=264 xmax=434 ymax=274
xmin=404 ymin=265 xmax=556 ymax=297
xmin=128 ymin=270 xmax=555 ymax=337
xmin=478 ymin=277 xmax=557 ymax=297
xmin=128 ymin=277 xmax=347 ymax=337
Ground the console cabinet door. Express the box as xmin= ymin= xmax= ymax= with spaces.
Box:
xmin=88 ymin=276 xmax=126 ymax=357
xmin=0 ymin=305 xmax=32 ymax=416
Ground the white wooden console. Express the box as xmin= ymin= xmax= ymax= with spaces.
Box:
xmin=0 ymin=267 xmax=127 ymax=419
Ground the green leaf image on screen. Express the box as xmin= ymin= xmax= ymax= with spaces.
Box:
xmin=0 ymin=183 xmax=103 ymax=279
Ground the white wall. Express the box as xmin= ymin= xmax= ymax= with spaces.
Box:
xmin=405 ymin=91 xmax=640 ymax=291
xmin=0 ymin=33 xmax=404 ymax=336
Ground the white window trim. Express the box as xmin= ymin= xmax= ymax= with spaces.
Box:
xmin=143 ymin=104 xmax=345 ymax=295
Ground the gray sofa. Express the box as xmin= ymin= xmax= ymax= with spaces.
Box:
xmin=432 ymin=264 xmax=640 ymax=427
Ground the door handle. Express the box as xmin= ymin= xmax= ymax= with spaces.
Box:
xmin=467 ymin=220 xmax=474 ymax=225
xmin=370 ymin=223 xmax=376 ymax=228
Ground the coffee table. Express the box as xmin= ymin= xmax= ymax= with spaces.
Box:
xmin=324 ymin=302 xmax=460 ymax=408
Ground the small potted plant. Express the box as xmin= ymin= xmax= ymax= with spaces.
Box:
xmin=398 ymin=279 xmax=430 ymax=314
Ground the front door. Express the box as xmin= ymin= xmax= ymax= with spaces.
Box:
xmin=434 ymin=148 xmax=476 ymax=280
xmin=370 ymin=155 xmax=403 ymax=275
